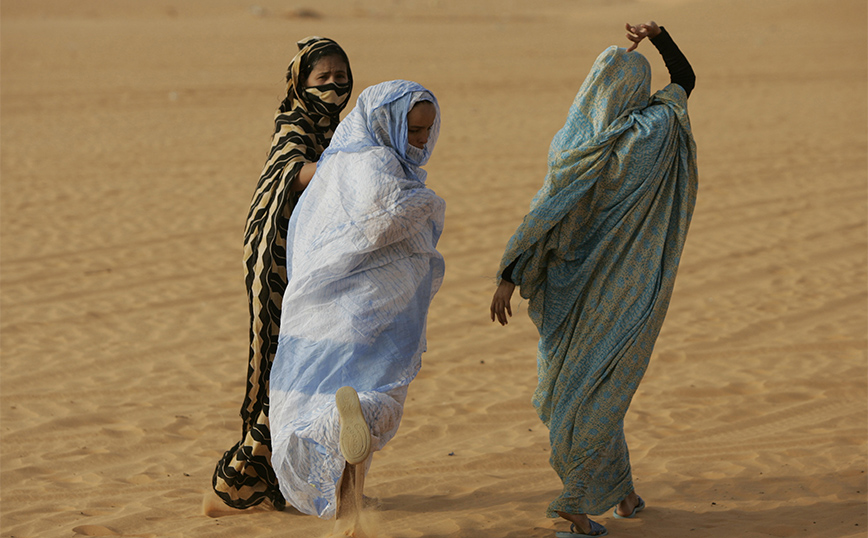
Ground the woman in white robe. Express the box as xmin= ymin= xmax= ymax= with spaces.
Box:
xmin=269 ymin=80 xmax=444 ymax=519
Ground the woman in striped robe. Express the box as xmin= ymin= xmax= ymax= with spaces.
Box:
xmin=209 ymin=36 xmax=353 ymax=513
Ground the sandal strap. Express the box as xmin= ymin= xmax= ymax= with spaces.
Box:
xmin=568 ymin=520 xmax=607 ymax=536
xmin=588 ymin=520 xmax=606 ymax=535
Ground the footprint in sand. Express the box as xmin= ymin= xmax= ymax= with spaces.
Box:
xmin=72 ymin=525 xmax=155 ymax=538
xmin=72 ymin=526 xmax=120 ymax=537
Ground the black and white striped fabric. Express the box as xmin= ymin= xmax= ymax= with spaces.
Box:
xmin=212 ymin=36 xmax=352 ymax=511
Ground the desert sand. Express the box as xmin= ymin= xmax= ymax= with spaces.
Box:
xmin=1 ymin=0 xmax=866 ymax=537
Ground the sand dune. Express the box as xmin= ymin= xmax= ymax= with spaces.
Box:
xmin=2 ymin=0 xmax=866 ymax=536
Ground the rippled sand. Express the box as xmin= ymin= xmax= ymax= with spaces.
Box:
xmin=2 ymin=0 xmax=866 ymax=536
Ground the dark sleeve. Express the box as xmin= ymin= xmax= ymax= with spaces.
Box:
xmin=501 ymin=258 xmax=518 ymax=284
xmin=650 ymin=26 xmax=695 ymax=97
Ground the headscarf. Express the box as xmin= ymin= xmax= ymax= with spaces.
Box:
xmin=500 ymin=46 xmax=696 ymax=295
xmin=320 ymin=79 xmax=440 ymax=183
xmin=279 ymin=36 xmax=353 ymax=117
xmin=526 ymin=47 xmax=655 ymax=212
xmin=244 ymin=36 xmax=353 ymax=247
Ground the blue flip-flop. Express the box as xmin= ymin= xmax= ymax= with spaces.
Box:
xmin=555 ymin=519 xmax=608 ymax=537
xmin=613 ymin=496 xmax=645 ymax=519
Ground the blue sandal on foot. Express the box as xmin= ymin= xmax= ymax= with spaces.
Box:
xmin=555 ymin=519 xmax=608 ymax=537
xmin=613 ymin=496 xmax=645 ymax=519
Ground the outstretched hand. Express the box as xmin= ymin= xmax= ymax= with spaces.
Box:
xmin=625 ymin=21 xmax=661 ymax=52
xmin=490 ymin=280 xmax=516 ymax=326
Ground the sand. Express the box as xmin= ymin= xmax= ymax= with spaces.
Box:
xmin=1 ymin=0 xmax=866 ymax=536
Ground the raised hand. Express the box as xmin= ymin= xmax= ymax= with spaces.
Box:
xmin=625 ymin=21 xmax=661 ymax=52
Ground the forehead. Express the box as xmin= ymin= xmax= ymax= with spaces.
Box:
xmin=310 ymin=54 xmax=347 ymax=72
xmin=408 ymin=101 xmax=436 ymax=122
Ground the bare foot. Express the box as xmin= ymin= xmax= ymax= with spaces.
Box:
xmin=201 ymin=489 xmax=271 ymax=518
xmin=614 ymin=490 xmax=642 ymax=517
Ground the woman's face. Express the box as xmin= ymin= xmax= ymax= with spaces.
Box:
xmin=304 ymin=55 xmax=349 ymax=88
xmin=407 ymin=101 xmax=436 ymax=149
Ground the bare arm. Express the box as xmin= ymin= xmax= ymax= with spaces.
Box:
xmin=290 ymin=162 xmax=317 ymax=191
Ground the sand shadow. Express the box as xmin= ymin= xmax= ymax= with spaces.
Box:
xmin=373 ymin=472 xmax=866 ymax=538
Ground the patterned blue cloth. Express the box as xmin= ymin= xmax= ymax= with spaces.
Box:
xmin=498 ymin=47 xmax=698 ymax=516
xmin=269 ymin=81 xmax=444 ymax=518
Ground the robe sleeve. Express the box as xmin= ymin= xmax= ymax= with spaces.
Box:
xmin=651 ymin=27 xmax=695 ymax=97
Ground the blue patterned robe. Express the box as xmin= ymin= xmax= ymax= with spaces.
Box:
xmin=498 ymin=47 xmax=698 ymax=516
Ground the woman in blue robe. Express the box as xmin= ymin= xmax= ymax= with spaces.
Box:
xmin=269 ymin=80 xmax=444 ymax=520
xmin=490 ymin=22 xmax=697 ymax=537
